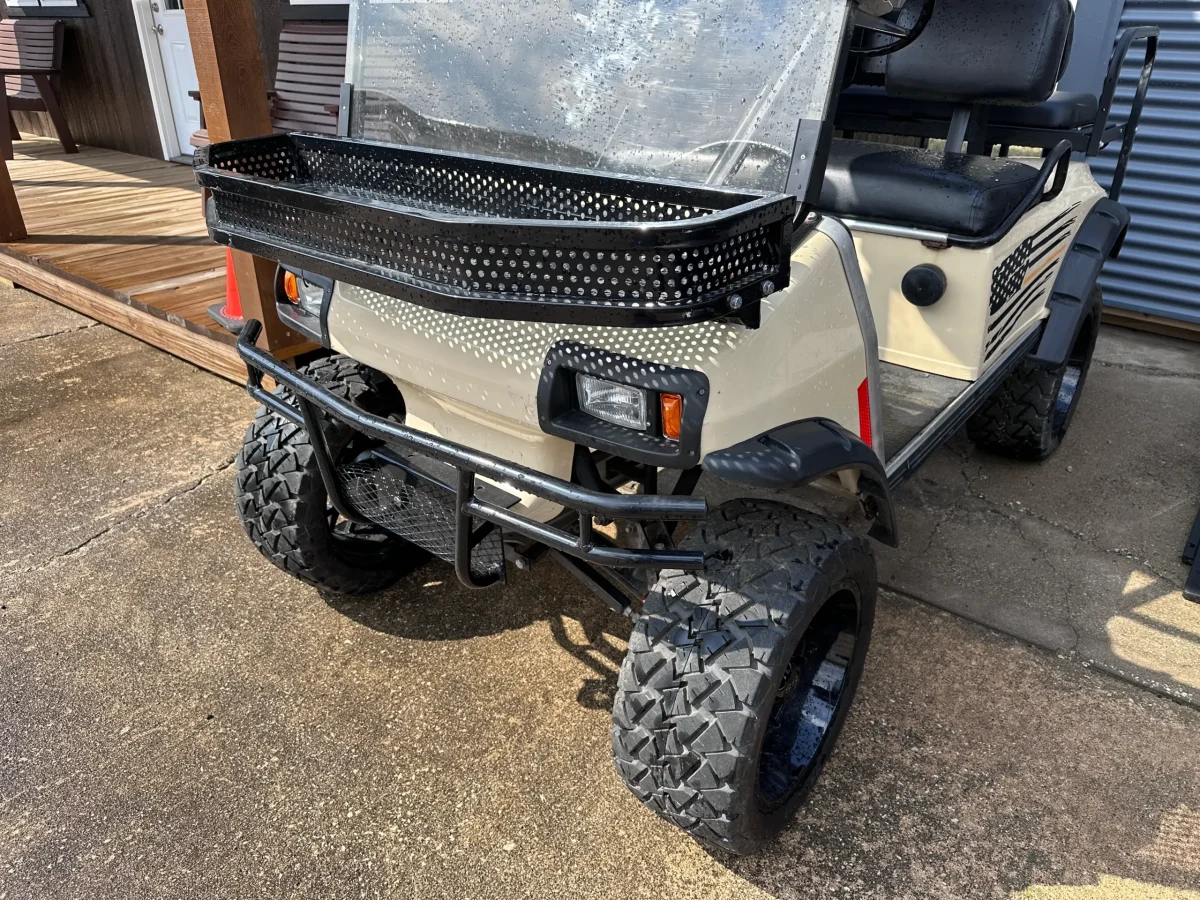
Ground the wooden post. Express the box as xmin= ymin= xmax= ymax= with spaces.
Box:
xmin=0 ymin=153 xmax=27 ymax=242
xmin=184 ymin=0 xmax=308 ymax=355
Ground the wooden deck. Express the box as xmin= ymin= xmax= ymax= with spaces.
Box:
xmin=0 ymin=136 xmax=245 ymax=381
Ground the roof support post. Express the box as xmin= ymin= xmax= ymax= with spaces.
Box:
xmin=184 ymin=0 xmax=309 ymax=356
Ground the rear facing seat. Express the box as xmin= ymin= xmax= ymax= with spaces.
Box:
xmin=819 ymin=0 xmax=1074 ymax=237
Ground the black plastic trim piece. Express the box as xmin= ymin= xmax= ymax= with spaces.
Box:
xmin=275 ymin=302 xmax=323 ymax=346
xmin=237 ymin=321 xmax=709 ymax=589
xmin=195 ymin=133 xmax=796 ymax=329
xmin=274 ymin=264 xmax=331 ymax=346
xmin=702 ymin=418 xmax=898 ymax=547
xmin=1029 ymin=198 xmax=1130 ymax=369
xmin=538 ymin=341 xmax=710 ymax=468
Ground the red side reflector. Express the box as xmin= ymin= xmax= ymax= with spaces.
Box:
xmin=661 ymin=393 xmax=683 ymax=441
xmin=857 ymin=378 xmax=872 ymax=447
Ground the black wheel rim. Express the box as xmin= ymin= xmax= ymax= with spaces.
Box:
xmin=1051 ymin=320 xmax=1095 ymax=439
xmin=757 ymin=591 xmax=861 ymax=812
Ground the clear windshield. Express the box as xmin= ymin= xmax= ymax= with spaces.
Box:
xmin=347 ymin=0 xmax=850 ymax=195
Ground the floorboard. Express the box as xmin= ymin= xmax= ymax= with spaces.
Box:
xmin=880 ymin=362 xmax=969 ymax=462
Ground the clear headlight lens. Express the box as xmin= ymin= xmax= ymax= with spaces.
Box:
xmin=296 ymin=277 xmax=325 ymax=316
xmin=576 ymin=373 xmax=648 ymax=431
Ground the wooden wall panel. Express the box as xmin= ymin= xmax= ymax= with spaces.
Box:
xmin=9 ymin=0 xmax=280 ymax=158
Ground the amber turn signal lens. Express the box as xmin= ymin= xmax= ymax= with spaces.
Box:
xmin=661 ymin=393 xmax=683 ymax=441
xmin=282 ymin=270 xmax=299 ymax=303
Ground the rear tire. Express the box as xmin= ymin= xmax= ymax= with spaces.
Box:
xmin=966 ymin=287 xmax=1102 ymax=461
xmin=611 ymin=500 xmax=876 ymax=855
xmin=234 ymin=355 xmax=428 ymax=594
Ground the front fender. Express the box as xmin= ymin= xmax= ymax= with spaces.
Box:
xmin=702 ymin=418 xmax=898 ymax=547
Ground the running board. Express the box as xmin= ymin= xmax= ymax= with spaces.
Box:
xmin=884 ymin=326 xmax=1041 ymax=492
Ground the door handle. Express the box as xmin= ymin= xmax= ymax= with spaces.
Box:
xmin=152 ymin=23 xmax=164 ymax=35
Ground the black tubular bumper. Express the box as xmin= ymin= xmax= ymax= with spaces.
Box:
xmin=236 ymin=321 xmax=708 ymax=589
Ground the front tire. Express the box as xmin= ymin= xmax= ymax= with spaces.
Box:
xmin=611 ymin=500 xmax=877 ymax=855
xmin=234 ymin=355 xmax=428 ymax=594
xmin=966 ymin=287 xmax=1102 ymax=461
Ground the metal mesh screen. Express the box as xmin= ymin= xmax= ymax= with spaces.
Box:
xmin=213 ymin=190 xmax=778 ymax=308
xmin=206 ymin=137 xmax=721 ymax=223
xmin=337 ymin=460 xmax=503 ymax=579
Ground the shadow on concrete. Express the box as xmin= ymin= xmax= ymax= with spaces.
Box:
xmin=318 ymin=558 xmax=632 ymax=712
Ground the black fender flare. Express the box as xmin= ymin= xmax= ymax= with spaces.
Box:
xmin=1029 ymin=197 xmax=1130 ymax=368
xmin=702 ymin=418 xmax=898 ymax=547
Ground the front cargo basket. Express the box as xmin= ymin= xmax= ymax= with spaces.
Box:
xmin=194 ymin=133 xmax=796 ymax=328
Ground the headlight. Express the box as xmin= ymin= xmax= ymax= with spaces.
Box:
xmin=281 ymin=269 xmax=327 ymax=317
xmin=296 ymin=277 xmax=325 ymax=316
xmin=576 ymin=372 xmax=648 ymax=431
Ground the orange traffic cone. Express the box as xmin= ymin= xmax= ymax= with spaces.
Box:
xmin=207 ymin=247 xmax=245 ymax=334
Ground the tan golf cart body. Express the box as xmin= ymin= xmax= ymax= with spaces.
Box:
xmin=199 ymin=0 xmax=1156 ymax=858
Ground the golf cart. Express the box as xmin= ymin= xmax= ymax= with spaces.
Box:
xmin=196 ymin=0 xmax=1156 ymax=854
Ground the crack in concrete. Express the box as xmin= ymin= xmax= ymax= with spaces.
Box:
xmin=1094 ymin=358 xmax=1200 ymax=381
xmin=883 ymin=485 xmax=962 ymax=590
xmin=885 ymin=449 xmax=1200 ymax=711
xmin=953 ymin=451 xmax=1181 ymax=587
xmin=1016 ymin=514 xmax=1082 ymax=653
xmin=9 ymin=456 xmax=237 ymax=578
xmin=6 ymin=322 xmax=101 ymax=346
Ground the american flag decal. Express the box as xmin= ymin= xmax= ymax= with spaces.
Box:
xmin=985 ymin=203 xmax=1080 ymax=360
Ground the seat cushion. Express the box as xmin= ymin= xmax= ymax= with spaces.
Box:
xmin=989 ymin=91 xmax=1098 ymax=129
xmin=818 ymin=139 xmax=1042 ymax=237
xmin=838 ymin=86 xmax=1098 ymax=130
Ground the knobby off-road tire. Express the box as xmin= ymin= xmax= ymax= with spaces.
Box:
xmin=611 ymin=500 xmax=877 ymax=855
xmin=966 ymin=287 xmax=1102 ymax=461
xmin=235 ymin=354 xmax=427 ymax=594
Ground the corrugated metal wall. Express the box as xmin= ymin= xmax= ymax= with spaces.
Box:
xmin=1092 ymin=0 xmax=1200 ymax=325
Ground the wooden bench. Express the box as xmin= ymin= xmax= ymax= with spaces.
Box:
xmin=0 ymin=19 xmax=76 ymax=160
xmin=190 ymin=21 xmax=347 ymax=147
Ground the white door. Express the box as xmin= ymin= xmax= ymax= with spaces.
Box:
xmin=151 ymin=0 xmax=201 ymax=157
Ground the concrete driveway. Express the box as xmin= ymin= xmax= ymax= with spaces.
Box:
xmin=3 ymin=288 xmax=1199 ymax=899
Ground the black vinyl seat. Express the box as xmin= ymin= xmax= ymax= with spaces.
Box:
xmin=838 ymin=85 xmax=1099 ymax=131
xmin=818 ymin=138 xmax=1043 ymax=237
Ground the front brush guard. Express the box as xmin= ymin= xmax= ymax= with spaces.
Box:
xmin=236 ymin=321 xmax=708 ymax=589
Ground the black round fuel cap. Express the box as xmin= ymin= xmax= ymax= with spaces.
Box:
xmin=901 ymin=264 xmax=947 ymax=307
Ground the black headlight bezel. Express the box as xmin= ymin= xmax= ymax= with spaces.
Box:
xmin=274 ymin=265 xmax=333 ymax=346
xmin=537 ymin=341 xmax=709 ymax=467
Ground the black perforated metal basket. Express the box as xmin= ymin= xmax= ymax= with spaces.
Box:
xmin=194 ymin=133 xmax=796 ymax=328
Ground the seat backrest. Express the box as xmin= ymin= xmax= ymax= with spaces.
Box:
xmin=886 ymin=0 xmax=1074 ymax=107
xmin=271 ymin=21 xmax=348 ymax=135
xmin=0 ymin=19 xmax=63 ymax=99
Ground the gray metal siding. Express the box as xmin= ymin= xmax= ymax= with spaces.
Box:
xmin=1093 ymin=0 xmax=1200 ymax=324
